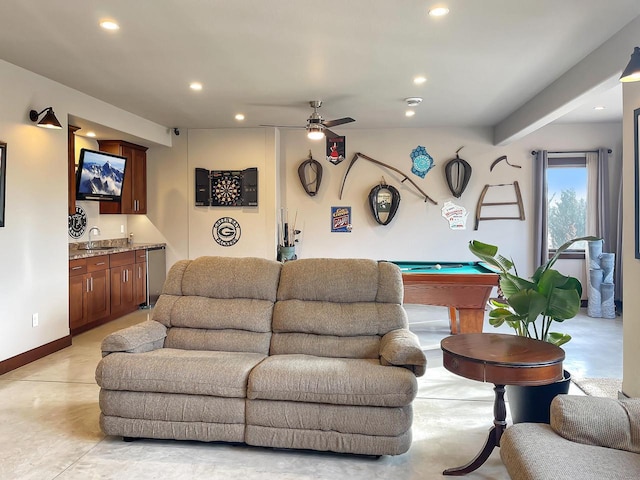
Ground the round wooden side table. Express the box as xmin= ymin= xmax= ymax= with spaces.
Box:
xmin=441 ymin=333 xmax=565 ymax=476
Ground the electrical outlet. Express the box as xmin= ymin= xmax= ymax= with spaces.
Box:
xmin=120 ymin=225 xmax=125 ymax=233
xmin=32 ymin=313 xmax=39 ymax=327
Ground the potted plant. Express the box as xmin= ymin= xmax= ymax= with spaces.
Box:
xmin=468 ymin=235 xmax=599 ymax=423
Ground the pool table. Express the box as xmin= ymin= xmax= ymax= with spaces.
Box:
xmin=391 ymin=261 xmax=500 ymax=334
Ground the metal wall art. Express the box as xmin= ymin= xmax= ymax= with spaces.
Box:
xmin=444 ymin=147 xmax=472 ymax=198
xmin=368 ymin=178 xmax=401 ymax=225
xmin=410 ymin=145 xmax=434 ymax=178
xmin=212 ymin=217 xmax=242 ymax=246
xmin=331 ymin=206 xmax=352 ymax=232
xmin=490 ymin=155 xmax=521 ymax=171
xmin=68 ymin=205 xmax=87 ymax=239
xmin=298 ymin=151 xmax=323 ymax=196
xmin=326 ymin=135 xmax=345 ymax=165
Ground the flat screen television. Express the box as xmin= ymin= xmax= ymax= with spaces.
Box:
xmin=76 ymin=148 xmax=127 ymax=201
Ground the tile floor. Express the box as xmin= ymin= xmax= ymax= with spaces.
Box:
xmin=0 ymin=305 xmax=622 ymax=480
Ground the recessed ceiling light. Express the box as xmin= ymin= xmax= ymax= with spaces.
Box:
xmin=189 ymin=82 xmax=203 ymax=91
xmin=405 ymin=110 xmax=416 ymax=117
xmin=100 ymin=20 xmax=120 ymax=31
xmin=428 ymin=7 xmax=450 ymax=17
xmin=414 ymin=76 xmax=427 ymax=85
xmin=86 ymin=131 xmax=96 ymax=137
xmin=235 ymin=114 xmax=245 ymax=121
xmin=593 ymin=106 xmax=606 ymax=111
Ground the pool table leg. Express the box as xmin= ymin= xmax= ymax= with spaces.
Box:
xmin=448 ymin=307 xmax=458 ymax=334
xmin=457 ymin=309 xmax=484 ymax=333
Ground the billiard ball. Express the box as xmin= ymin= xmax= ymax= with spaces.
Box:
xmin=435 ymin=264 xmax=442 ymax=270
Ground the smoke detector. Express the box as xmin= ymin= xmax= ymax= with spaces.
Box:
xmin=405 ymin=97 xmax=423 ymax=107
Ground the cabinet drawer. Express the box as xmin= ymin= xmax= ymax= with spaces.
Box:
xmin=69 ymin=258 xmax=87 ymax=276
xmin=87 ymin=255 xmax=110 ymax=272
xmin=110 ymin=251 xmax=135 ymax=267
xmin=135 ymin=249 xmax=147 ymax=263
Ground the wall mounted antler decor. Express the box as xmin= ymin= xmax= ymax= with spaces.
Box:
xmin=339 ymin=152 xmax=437 ymax=205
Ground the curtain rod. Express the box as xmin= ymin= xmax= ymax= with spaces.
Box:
xmin=530 ymin=149 xmax=612 ymax=155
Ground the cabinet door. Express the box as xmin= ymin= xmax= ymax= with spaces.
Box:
xmin=131 ymin=147 xmax=147 ymax=214
xmin=110 ymin=265 xmax=135 ymax=314
xmin=98 ymin=141 xmax=147 ymax=215
xmin=119 ymin=145 xmax=136 ymax=214
xmin=69 ymin=274 xmax=87 ymax=330
xmin=134 ymin=261 xmax=147 ymax=305
xmin=86 ymin=269 xmax=111 ymax=323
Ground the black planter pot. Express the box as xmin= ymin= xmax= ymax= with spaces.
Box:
xmin=506 ymin=370 xmax=571 ymax=424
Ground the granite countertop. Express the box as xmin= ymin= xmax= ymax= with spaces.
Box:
xmin=69 ymin=241 xmax=166 ymax=260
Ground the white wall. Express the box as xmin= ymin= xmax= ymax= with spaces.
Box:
xmin=186 ymin=129 xmax=279 ymax=260
xmin=281 ymin=124 xmax=622 ymax=281
xmin=128 ymin=131 xmax=190 ymax=269
xmin=0 ymin=59 xmax=170 ymax=363
xmin=622 ymin=81 xmax=640 ymax=398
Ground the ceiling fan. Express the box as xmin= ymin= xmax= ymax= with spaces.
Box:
xmin=261 ymin=100 xmax=355 ymax=140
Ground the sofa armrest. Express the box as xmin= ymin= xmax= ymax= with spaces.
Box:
xmin=551 ymin=395 xmax=640 ymax=454
xmin=100 ymin=320 xmax=167 ymax=356
xmin=379 ymin=329 xmax=427 ymax=377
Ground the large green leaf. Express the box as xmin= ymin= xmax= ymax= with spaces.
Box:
xmin=506 ymin=290 xmax=547 ymax=323
xmin=546 ymin=288 xmax=581 ymax=320
xmin=468 ymin=240 xmax=513 ymax=273
xmin=546 ymin=332 xmax=572 ymax=347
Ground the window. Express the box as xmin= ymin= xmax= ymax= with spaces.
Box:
xmin=546 ymin=156 xmax=588 ymax=256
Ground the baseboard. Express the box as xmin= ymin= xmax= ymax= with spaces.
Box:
xmin=0 ymin=335 xmax=72 ymax=375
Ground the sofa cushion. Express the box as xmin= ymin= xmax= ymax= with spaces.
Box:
xmin=270 ymin=333 xmax=379 ymax=359
xmin=96 ymin=348 xmax=266 ymax=397
xmin=276 ymin=258 xmax=403 ymax=304
xmin=273 ymin=300 xmax=407 ymax=336
xmin=500 ymin=423 xmax=640 ymax=480
xmin=100 ymin=390 xmax=245 ymax=424
xmin=247 ymin=354 xmax=417 ymax=407
xmin=246 ymin=399 xmax=412 ymax=437
xmin=181 ymin=256 xmax=281 ymax=301
xmin=551 ymin=395 xmax=640 ymax=454
xmin=165 ymin=327 xmax=271 ymax=355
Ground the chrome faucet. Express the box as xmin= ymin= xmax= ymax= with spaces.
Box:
xmin=88 ymin=226 xmax=101 ymax=249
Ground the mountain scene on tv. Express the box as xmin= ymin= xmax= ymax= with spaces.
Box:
xmin=78 ymin=159 xmax=125 ymax=195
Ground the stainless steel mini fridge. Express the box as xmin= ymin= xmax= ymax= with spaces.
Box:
xmin=145 ymin=246 xmax=166 ymax=307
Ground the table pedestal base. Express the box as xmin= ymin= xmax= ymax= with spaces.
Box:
xmin=443 ymin=384 xmax=506 ymax=476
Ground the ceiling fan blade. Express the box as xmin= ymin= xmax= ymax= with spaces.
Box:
xmin=323 ymin=117 xmax=355 ymax=128
xmin=324 ymin=128 xmax=340 ymax=138
xmin=259 ymin=124 xmax=306 ymax=129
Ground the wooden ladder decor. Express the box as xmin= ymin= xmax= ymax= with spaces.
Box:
xmin=474 ymin=181 xmax=525 ymax=230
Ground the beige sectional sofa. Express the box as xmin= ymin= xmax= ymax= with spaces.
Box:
xmin=95 ymin=256 xmax=426 ymax=456
xmin=500 ymin=395 xmax=640 ymax=480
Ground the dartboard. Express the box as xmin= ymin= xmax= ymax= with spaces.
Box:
xmin=211 ymin=172 xmax=243 ymax=206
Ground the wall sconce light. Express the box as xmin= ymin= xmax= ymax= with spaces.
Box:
xmin=620 ymin=47 xmax=640 ymax=83
xmin=29 ymin=107 xmax=62 ymax=129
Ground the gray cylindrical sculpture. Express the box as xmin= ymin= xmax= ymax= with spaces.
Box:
xmin=600 ymin=253 xmax=615 ymax=284
xmin=588 ymin=269 xmax=603 ymax=318
xmin=588 ymin=239 xmax=603 ymax=270
xmin=601 ymin=283 xmax=616 ymax=319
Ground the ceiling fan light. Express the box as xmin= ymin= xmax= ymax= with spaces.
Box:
xmin=620 ymin=47 xmax=640 ymax=82
xmin=307 ymin=125 xmax=324 ymax=140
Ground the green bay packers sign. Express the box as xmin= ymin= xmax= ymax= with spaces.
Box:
xmin=212 ymin=217 xmax=241 ymax=247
